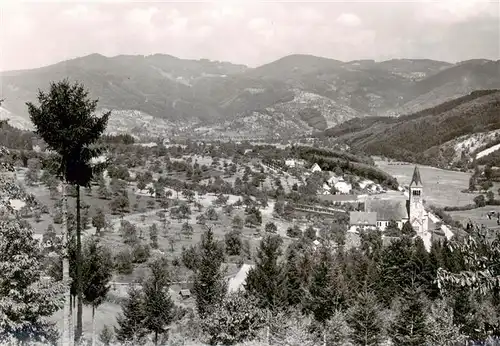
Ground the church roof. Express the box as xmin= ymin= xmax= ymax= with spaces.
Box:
xmin=350 ymin=211 xmax=377 ymax=225
xmin=365 ymin=199 xmax=409 ymax=221
xmin=410 ymin=166 xmax=423 ymax=187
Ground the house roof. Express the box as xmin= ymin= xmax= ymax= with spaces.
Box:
xmin=311 ymin=163 xmax=322 ymax=171
xmin=179 ymin=289 xmax=191 ymax=296
xmin=365 ymin=199 xmax=409 ymax=221
xmin=410 ymin=166 xmax=423 ymax=187
xmin=350 ymin=211 xmax=377 ymax=225
xmin=228 ymin=264 xmax=255 ymax=293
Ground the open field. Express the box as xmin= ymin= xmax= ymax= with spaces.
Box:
xmin=448 ymin=206 xmax=500 ymax=229
xmin=375 ymin=159 xmax=474 ymax=207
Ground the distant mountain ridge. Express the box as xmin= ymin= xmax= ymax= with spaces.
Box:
xmin=1 ymin=53 xmax=499 ymax=138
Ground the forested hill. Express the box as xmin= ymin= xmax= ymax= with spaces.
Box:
xmin=322 ymin=89 xmax=500 ymax=167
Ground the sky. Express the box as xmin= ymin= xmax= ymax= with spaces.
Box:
xmin=0 ymin=0 xmax=499 ymax=71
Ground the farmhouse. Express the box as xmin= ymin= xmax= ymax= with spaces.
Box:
xmin=325 ymin=175 xmax=353 ymax=194
xmin=349 ymin=166 xmax=430 ymax=235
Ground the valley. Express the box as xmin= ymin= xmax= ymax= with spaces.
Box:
xmin=1 ymin=54 xmax=500 ymax=346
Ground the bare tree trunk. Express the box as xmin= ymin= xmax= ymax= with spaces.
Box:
xmin=323 ymin=326 xmax=327 ymax=346
xmin=75 ymin=185 xmax=83 ymax=343
xmin=61 ymin=181 xmax=73 ymax=346
xmin=91 ymin=305 xmax=96 ymax=346
xmin=266 ymin=309 xmax=270 ymax=345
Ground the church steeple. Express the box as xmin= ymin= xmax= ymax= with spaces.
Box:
xmin=408 ymin=165 xmax=427 ymax=235
xmin=410 ymin=166 xmax=423 ymax=187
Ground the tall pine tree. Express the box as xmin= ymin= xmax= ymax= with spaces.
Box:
xmin=282 ymin=243 xmax=306 ymax=308
xmin=193 ymin=229 xmax=227 ymax=317
xmin=115 ymin=286 xmax=147 ymax=344
xmin=245 ymin=234 xmax=285 ymax=310
xmin=391 ymin=288 xmax=428 ymax=346
xmin=307 ymin=245 xmax=347 ymax=324
xmin=348 ymin=289 xmax=384 ymax=346
xmin=142 ymin=257 xmax=176 ymax=345
xmin=27 ymin=79 xmax=110 ymax=342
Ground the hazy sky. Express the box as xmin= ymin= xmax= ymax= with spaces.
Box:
xmin=1 ymin=0 xmax=499 ymax=71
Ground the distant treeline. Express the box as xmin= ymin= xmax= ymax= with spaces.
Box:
xmin=100 ymin=134 xmax=136 ymax=145
xmin=294 ymin=146 xmax=374 ymax=165
xmin=0 ymin=122 xmax=35 ymax=150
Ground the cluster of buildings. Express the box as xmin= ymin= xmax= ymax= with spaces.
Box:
xmin=284 ymin=158 xmax=431 ymax=236
xmin=349 ymin=166 xmax=430 ymax=236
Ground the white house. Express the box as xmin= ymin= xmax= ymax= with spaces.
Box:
xmin=311 ymin=163 xmax=322 ymax=173
xmin=285 ymin=159 xmax=296 ymax=168
xmin=325 ymin=175 xmax=352 ymax=194
xmin=335 ymin=181 xmax=352 ymax=194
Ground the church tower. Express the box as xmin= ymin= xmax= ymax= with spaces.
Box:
xmin=409 ymin=166 xmax=427 ymax=235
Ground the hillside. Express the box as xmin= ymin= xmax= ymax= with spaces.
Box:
xmin=323 ymin=90 xmax=500 ymax=167
xmin=1 ymin=54 xmax=498 ymax=138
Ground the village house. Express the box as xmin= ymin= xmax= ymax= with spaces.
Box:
xmin=284 ymin=158 xmax=306 ymax=168
xmin=325 ymin=174 xmax=352 ymax=195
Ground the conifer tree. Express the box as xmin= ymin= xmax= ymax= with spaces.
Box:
xmin=391 ymin=288 xmax=428 ymax=346
xmin=307 ymin=246 xmax=347 ymax=324
xmin=99 ymin=325 xmax=114 ymax=346
xmin=193 ymin=229 xmax=227 ymax=317
xmin=82 ymin=238 xmax=113 ymax=346
xmin=401 ymin=221 xmax=416 ymax=237
xmin=282 ymin=243 xmax=305 ymax=307
xmin=348 ymin=290 xmax=384 ymax=346
xmin=325 ymin=310 xmax=352 ymax=345
xmin=27 ymin=79 xmax=110 ymax=342
xmin=115 ymin=286 xmax=147 ymax=344
xmin=379 ymin=236 xmax=414 ymax=305
xmin=411 ymin=237 xmax=435 ymax=296
xmin=245 ymin=234 xmax=285 ymax=310
xmin=142 ymin=257 xmax=176 ymax=345
xmin=0 ymin=218 xmax=64 ymax=344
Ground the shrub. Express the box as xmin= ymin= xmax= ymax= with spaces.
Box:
xmin=132 ymin=244 xmax=151 ymax=263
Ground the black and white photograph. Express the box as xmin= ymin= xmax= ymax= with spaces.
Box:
xmin=0 ymin=0 xmax=499 ymax=345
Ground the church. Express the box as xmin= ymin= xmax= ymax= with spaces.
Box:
xmin=349 ymin=166 xmax=430 ymax=235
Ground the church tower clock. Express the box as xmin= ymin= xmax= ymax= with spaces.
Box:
xmin=409 ymin=166 xmax=427 ymax=235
